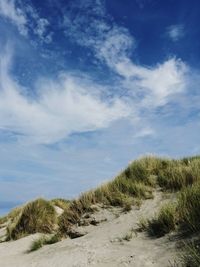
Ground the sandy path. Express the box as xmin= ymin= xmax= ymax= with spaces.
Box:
xmin=0 ymin=192 xmax=178 ymax=267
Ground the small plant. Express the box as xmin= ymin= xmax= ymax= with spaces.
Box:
xmin=58 ymin=207 xmax=80 ymax=234
xmin=29 ymin=234 xmax=61 ymax=252
xmin=180 ymin=240 xmax=200 ymax=267
xmin=123 ymin=231 xmax=133 ymax=241
xmin=44 ymin=234 xmax=61 ymax=245
xmin=118 ymin=228 xmax=135 ymax=242
xmin=51 ymin=199 xmax=70 ymax=210
xmin=29 ymin=237 xmax=45 ymax=252
xmin=178 ymin=183 xmax=200 ymax=233
xmin=123 ymin=199 xmax=132 ymax=212
xmin=0 ymin=215 xmax=8 ymax=225
xmin=137 ymin=217 xmax=148 ymax=232
xmin=146 ymin=203 xmax=177 ymax=237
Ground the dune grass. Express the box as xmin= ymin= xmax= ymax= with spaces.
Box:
xmin=50 ymin=198 xmax=70 ymax=210
xmin=0 ymin=206 xmax=22 ymax=227
xmin=178 ymin=183 xmax=200 ymax=233
xmin=144 ymin=202 xmax=178 ymax=237
xmin=140 ymin=177 xmax=200 ymax=265
xmin=143 ymin=182 xmax=200 ymax=238
xmin=29 ymin=237 xmax=44 ymax=252
xmin=29 ymin=234 xmax=61 ymax=252
xmin=58 ymin=166 xmax=154 ymax=235
xmin=123 ymin=156 xmax=200 ymax=192
xmin=124 ymin=156 xmax=167 ymax=186
xmin=3 ymin=154 xmax=200 ymax=263
xmin=0 ymin=215 xmax=8 ymax=225
xmin=157 ymin=159 xmax=200 ymax=191
xmin=180 ymin=240 xmax=200 ymax=267
xmin=6 ymin=155 xmax=200 ymax=240
xmin=7 ymin=198 xmax=57 ymax=240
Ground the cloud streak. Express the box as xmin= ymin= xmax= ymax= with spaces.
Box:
xmin=63 ymin=0 xmax=188 ymax=108
xmin=166 ymin=24 xmax=185 ymax=42
xmin=0 ymin=0 xmax=27 ymax=36
xmin=0 ymin=48 xmax=129 ymax=144
xmin=0 ymin=0 xmax=190 ymax=145
xmin=0 ymin=0 xmax=52 ymax=42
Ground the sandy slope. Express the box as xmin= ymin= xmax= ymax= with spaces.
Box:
xmin=0 ymin=191 xmax=178 ymax=267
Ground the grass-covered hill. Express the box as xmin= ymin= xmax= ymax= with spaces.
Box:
xmin=1 ymin=155 xmax=200 ymax=266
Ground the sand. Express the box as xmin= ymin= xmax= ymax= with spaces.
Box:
xmin=0 ymin=191 xmax=178 ymax=267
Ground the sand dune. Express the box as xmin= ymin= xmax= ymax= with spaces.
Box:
xmin=0 ymin=191 xmax=178 ymax=267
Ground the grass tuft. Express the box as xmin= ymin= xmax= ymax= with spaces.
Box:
xmin=0 ymin=215 xmax=8 ymax=225
xmin=145 ymin=203 xmax=177 ymax=237
xmin=29 ymin=234 xmax=61 ymax=252
xmin=3 ymin=153 xmax=200 ymax=267
xmin=51 ymin=199 xmax=70 ymax=210
xmin=7 ymin=198 xmax=57 ymax=240
xmin=178 ymin=183 xmax=200 ymax=233
xmin=29 ymin=237 xmax=44 ymax=252
xmin=180 ymin=240 xmax=200 ymax=267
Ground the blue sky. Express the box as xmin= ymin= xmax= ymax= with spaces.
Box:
xmin=0 ymin=0 xmax=200 ymax=215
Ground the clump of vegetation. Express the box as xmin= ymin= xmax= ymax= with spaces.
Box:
xmin=0 ymin=206 xmax=23 ymax=227
xmin=29 ymin=237 xmax=44 ymax=252
xmin=180 ymin=240 xmax=200 ymax=267
xmin=178 ymin=183 xmax=200 ymax=267
xmin=51 ymin=198 xmax=70 ymax=210
xmin=58 ymin=159 xmax=159 ymax=235
xmin=124 ymin=156 xmax=170 ymax=186
xmin=178 ymin=183 xmax=200 ymax=233
xmin=137 ymin=217 xmax=149 ymax=232
xmin=157 ymin=160 xmax=200 ymax=191
xmin=146 ymin=203 xmax=177 ymax=237
xmin=3 ymin=153 xmax=200 ymax=266
xmin=122 ymin=231 xmax=133 ymax=241
xmin=58 ymin=206 xmax=81 ymax=235
xmin=7 ymin=198 xmax=57 ymax=240
xmin=0 ymin=215 xmax=8 ymax=225
xmin=122 ymin=198 xmax=132 ymax=212
xmin=140 ymin=173 xmax=200 ymax=265
xmin=58 ymin=169 xmax=154 ymax=235
xmin=139 ymin=202 xmax=177 ymax=237
xmin=29 ymin=234 xmax=61 ymax=252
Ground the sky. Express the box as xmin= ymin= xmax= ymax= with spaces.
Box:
xmin=0 ymin=0 xmax=200 ymax=215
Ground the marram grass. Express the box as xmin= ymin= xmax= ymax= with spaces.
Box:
xmin=2 ymin=154 xmax=200 ymax=263
xmin=28 ymin=234 xmax=62 ymax=252
xmin=6 ymin=198 xmax=57 ymax=240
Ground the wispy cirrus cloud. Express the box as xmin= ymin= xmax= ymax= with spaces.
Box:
xmin=115 ymin=58 xmax=187 ymax=107
xmin=166 ymin=24 xmax=185 ymax=42
xmin=0 ymin=0 xmax=190 ymax=145
xmin=0 ymin=47 xmax=129 ymax=144
xmin=63 ymin=0 xmax=188 ymax=108
xmin=0 ymin=0 xmax=52 ymax=42
xmin=34 ymin=18 xmax=52 ymax=43
xmin=0 ymin=0 xmax=27 ymax=36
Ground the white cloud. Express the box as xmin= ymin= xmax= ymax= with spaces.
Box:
xmin=63 ymin=1 xmax=188 ymax=108
xmin=166 ymin=24 xmax=185 ymax=42
xmin=94 ymin=26 xmax=187 ymax=108
xmin=33 ymin=18 xmax=53 ymax=43
xmin=0 ymin=0 xmax=28 ymax=35
xmin=115 ymin=58 xmax=188 ymax=107
xmin=26 ymin=6 xmax=53 ymax=43
xmin=0 ymin=0 xmax=188 ymax=145
xmin=0 ymin=49 xmax=129 ymax=144
xmin=0 ymin=0 xmax=52 ymax=42
xmin=97 ymin=26 xmax=134 ymax=65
